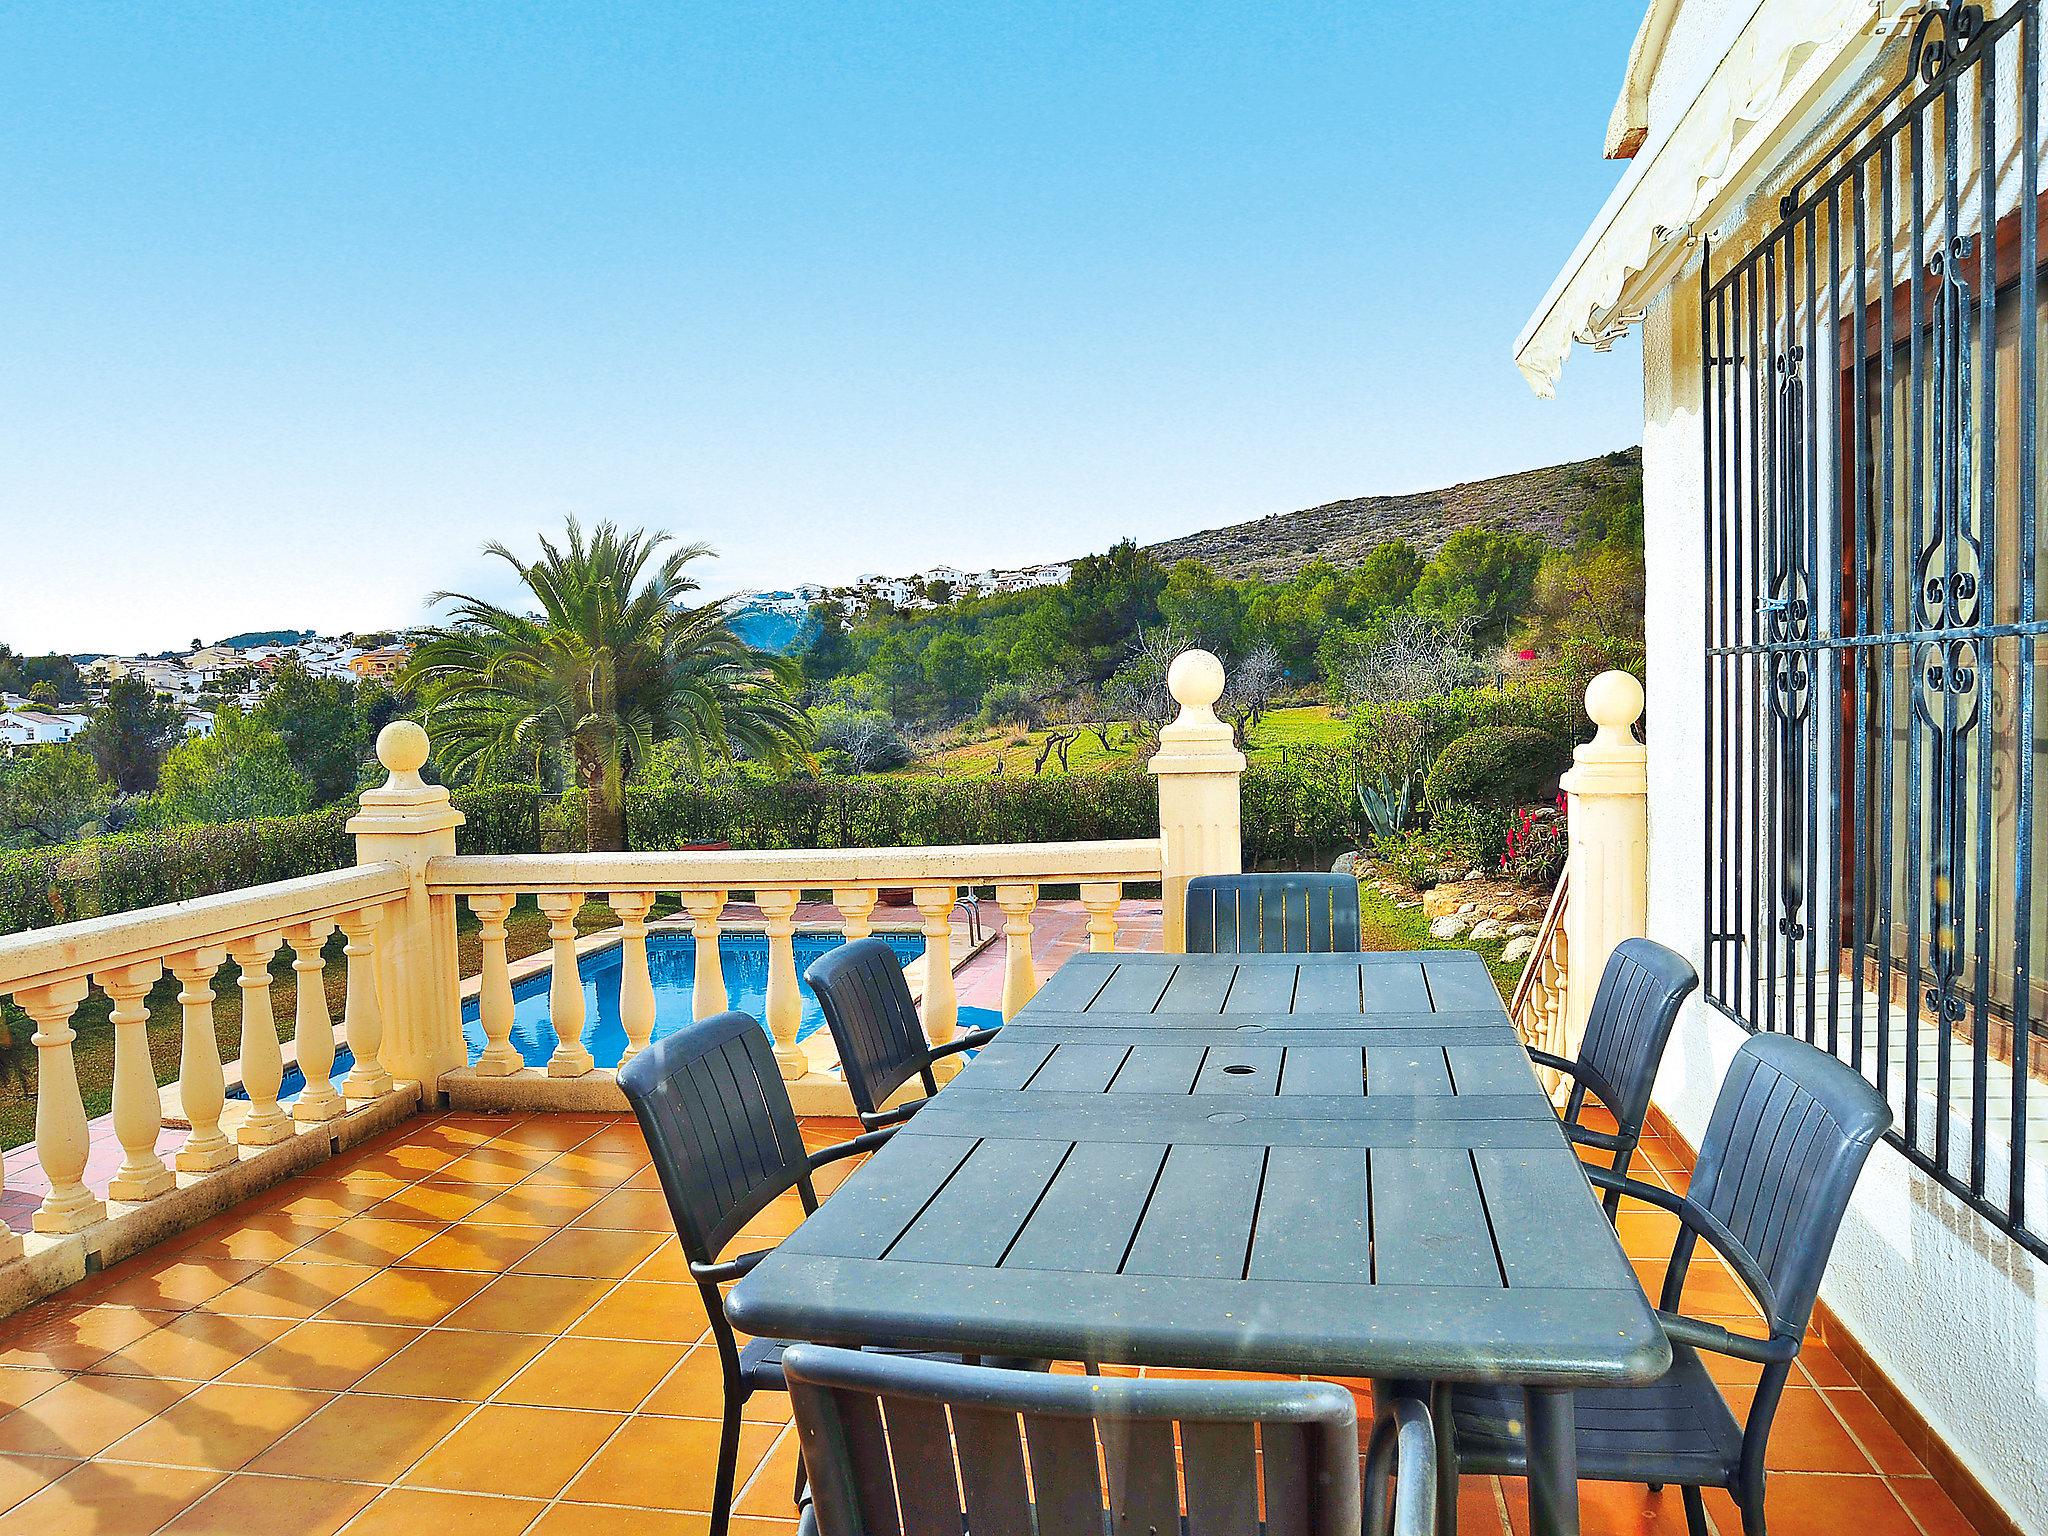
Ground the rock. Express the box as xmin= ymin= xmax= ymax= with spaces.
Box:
xmin=1502 ymin=935 xmax=1537 ymax=963
xmin=1505 ymin=922 xmax=1537 ymax=937
xmin=1429 ymin=915 xmax=1470 ymax=940
xmin=1469 ymin=918 xmax=1506 ymax=940
xmin=1421 ymin=888 xmax=1465 ymax=919
xmin=1464 ymin=868 xmax=1487 ymax=883
xmin=1331 ymin=851 xmax=1358 ymax=875
xmin=1458 ymin=901 xmax=1479 ymax=916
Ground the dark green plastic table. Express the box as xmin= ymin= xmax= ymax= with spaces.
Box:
xmin=728 ymin=951 xmax=1668 ymax=1536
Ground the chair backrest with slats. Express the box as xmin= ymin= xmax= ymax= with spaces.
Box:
xmin=785 ymin=1345 xmax=1361 ymax=1536
xmin=806 ymin=938 xmax=934 ymax=1119
xmin=1185 ymin=874 xmax=1362 ymax=955
xmin=1566 ymin=937 xmax=1697 ymax=1142
xmin=618 ymin=1010 xmax=812 ymax=1266
xmin=1682 ymin=1033 xmax=1890 ymax=1343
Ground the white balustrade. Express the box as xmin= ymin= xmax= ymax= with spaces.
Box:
xmin=287 ymin=922 xmax=343 ymax=1124
xmin=612 ymin=891 xmax=658 ymax=1066
xmin=995 ymin=883 xmax=1041 ymax=1020
xmin=468 ymin=894 xmax=522 ymax=1077
xmin=833 ymin=887 xmax=879 ymax=942
xmin=229 ymin=933 xmax=292 ymax=1147
xmin=757 ymin=888 xmax=805 ymax=1079
xmin=683 ymin=890 xmax=729 ymax=1020
xmin=536 ymin=892 xmax=592 ymax=1077
xmin=100 ymin=960 xmax=173 ymax=1202
xmin=338 ymin=907 xmax=392 ymax=1101
xmin=1079 ymin=882 xmax=1123 ymax=953
xmin=170 ymin=948 xmax=236 ymax=1173
xmin=913 ymin=884 xmax=960 ymax=1076
xmin=17 ymin=978 xmax=102 ymax=1233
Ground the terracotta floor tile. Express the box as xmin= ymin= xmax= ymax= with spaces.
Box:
xmin=334 ymin=1143 xmax=466 ymax=1180
xmin=395 ymin=1223 xmax=552 ymax=1273
xmin=1703 ymin=1473 xmax=1919 ymax=1536
xmin=259 ymin=1179 xmax=393 ymax=1225
xmin=315 ymin=1265 xmax=492 ymax=1327
xmin=524 ymin=1149 xmax=644 ymax=1188
xmin=0 ymin=1306 xmax=176 ymax=1372
xmin=435 ymin=1146 xmax=556 ymax=1186
xmin=286 ymin=1220 xmax=441 ymax=1268
xmin=1891 ymin=1475 xmax=1981 ymax=1536
xmin=529 ymin=1503 xmax=709 ymax=1536
xmin=1725 ymin=1386 xmax=1873 ymax=1472
xmin=84 ymin=1310 xmax=296 ymax=1381
xmin=1612 ymin=1208 xmax=1682 ymax=1261
xmin=158 ymin=1472 xmax=378 ymax=1535
xmin=0 ymin=1460 xmax=220 ymax=1536
xmin=362 ymin=1182 xmax=493 ymax=1224
xmin=220 ymin=1320 xmax=424 ymax=1392
xmin=511 ymin=1228 xmax=666 ymax=1280
xmin=337 ymin=1485 xmax=547 ymax=1535
xmin=1799 ymin=1345 xmax=1856 ymax=1388
xmin=568 ymin=1280 xmax=711 ymax=1345
xmin=1498 ymin=1476 xmax=1702 ymax=1536
xmin=439 ymin=1273 xmax=610 ymax=1335
xmin=495 ymin=1336 xmax=679 ymax=1413
xmin=488 ymin=1119 xmax=605 ymax=1153
xmin=402 ymin=1403 xmax=625 ymax=1498
xmin=645 ymin=1347 xmax=790 ymax=1423
xmin=466 ymin=1182 xmax=608 ymax=1228
xmin=202 ymin=1260 xmax=383 ymax=1320
xmin=354 ymin=1329 xmax=551 ymax=1401
xmin=0 ymin=1367 xmax=69 ymax=1415
xmin=571 ymin=1188 xmax=676 ymax=1231
xmin=173 ymin=1217 xmax=330 ymax=1264
xmin=627 ymin=1242 xmax=696 ymax=1284
xmin=1825 ymin=1389 xmax=1925 ymax=1475
xmin=102 ymin=1381 xmax=333 ymax=1471
xmin=80 ymin=1256 xmax=265 ymax=1312
xmin=248 ymin=1391 xmax=470 ymax=1482
xmin=0 ymin=1371 xmax=194 ymax=1457
xmin=0 ymin=1455 xmax=76 ymax=1519
xmin=734 ymin=1424 xmax=802 ymax=1516
xmin=566 ymin=1414 xmax=779 ymax=1511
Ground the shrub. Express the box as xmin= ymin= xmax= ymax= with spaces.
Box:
xmin=1426 ymin=800 xmax=1526 ymax=869
xmin=813 ymin=706 xmax=912 ymax=774
xmin=979 ymin=681 xmax=1044 ymax=729
xmin=1424 ymin=725 xmax=1570 ymax=809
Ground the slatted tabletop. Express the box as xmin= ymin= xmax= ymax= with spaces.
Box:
xmin=728 ymin=951 xmax=1668 ymax=1388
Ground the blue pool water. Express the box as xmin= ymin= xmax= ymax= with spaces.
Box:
xmin=459 ymin=929 xmax=998 ymax=1071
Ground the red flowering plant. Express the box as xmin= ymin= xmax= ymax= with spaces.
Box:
xmin=1498 ymin=796 xmax=1567 ymax=887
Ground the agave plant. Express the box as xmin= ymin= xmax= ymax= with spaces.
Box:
xmin=1354 ymin=767 xmax=1419 ymax=842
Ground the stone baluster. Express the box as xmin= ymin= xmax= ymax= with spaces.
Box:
xmin=536 ymin=893 xmax=592 ymax=1077
xmin=1079 ymin=882 xmax=1123 ymax=953
xmin=229 ymin=934 xmax=292 ymax=1146
xmin=286 ymin=922 xmax=343 ymax=1124
xmin=169 ymin=948 xmax=236 ymax=1173
xmin=995 ymin=883 xmax=1041 ymax=1020
xmin=683 ymin=890 xmax=729 ymax=1019
xmin=16 ymin=978 xmax=104 ymax=1233
xmin=99 ymin=960 xmax=174 ymax=1202
xmin=468 ymin=895 xmax=522 ymax=1077
xmin=1561 ymin=672 xmax=1648 ymax=1058
xmin=833 ymin=887 xmax=879 ymax=942
xmin=337 ymin=907 xmax=392 ymax=1101
xmin=912 ymin=884 xmax=960 ymax=1077
xmin=1149 ymin=650 xmax=1247 ymax=952
xmin=611 ymin=891 xmax=658 ymax=1066
xmin=757 ymin=888 xmax=805 ymax=1079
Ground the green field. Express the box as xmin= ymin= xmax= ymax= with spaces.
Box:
xmin=909 ymin=705 xmax=1349 ymax=779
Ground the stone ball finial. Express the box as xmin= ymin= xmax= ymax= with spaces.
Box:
xmin=376 ymin=720 xmax=431 ymax=779
xmin=1585 ymin=670 xmax=1645 ymax=732
xmin=1167 ymin=649 xmax=1227 ymax=712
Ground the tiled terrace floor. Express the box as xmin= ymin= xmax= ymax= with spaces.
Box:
xmin=0 ymin=1105 xmax=1993 ymax=1536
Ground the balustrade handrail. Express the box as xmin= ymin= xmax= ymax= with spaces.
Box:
xmin=423 ymin=837 xmax=1166 ymax=895
xmin=0 ymin=862 xmax=410 ymax=994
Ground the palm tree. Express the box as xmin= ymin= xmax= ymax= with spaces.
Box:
xmin=407 ymin=519 xmax=811 ymax=852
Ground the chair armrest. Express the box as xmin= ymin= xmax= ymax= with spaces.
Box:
xmin=1526 ymin=1047 xmax=1580 ymax=1078
xmin=931 ymin=1026 xmax=1000 ymax=1059
xmin=1657 ymin=1311 xmax=1800 ymax=1365
xmin=1587 ymin=1168 xmax=1783 ymax=1319
xmin=1565 ymin=1122 xmax=1627 ymax=1154
xmin=807 ymin=1125 xmax=898 ymax=1169
xmin=859 ymin=1101 xmax=924 ymax=1130
xmin=692 ymin=1248 xmax=773 ymax=1284
xmin=1585 ymin=1165 xmax=1685 ymax=1214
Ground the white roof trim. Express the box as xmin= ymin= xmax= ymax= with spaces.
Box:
xmin=1515 ymin=0 xmax=1911 ymax=397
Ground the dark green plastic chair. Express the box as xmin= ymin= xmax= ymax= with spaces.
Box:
xmin=807 ymin=937 xmax=998 ymax=1130
xmin=1185 ymin=873 xmax=1361 ymax=954
xmin=1446 ymin=1033 xmax=1892 ymax=1536
xmin=784 ymin=1343 xmax=1365 ymax=1536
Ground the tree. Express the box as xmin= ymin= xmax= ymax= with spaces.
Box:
xmin=1160 ymin=561 xmax=1246 ymax=654
xmin=800 ymin=602 xmax=858 ymax=684
xmin=1220 ymin=642 xmax=1284 ymax=738
xmin=1334 ymin=612 xmax=1483 ymax=706
xmin=1058 ymin=539 xmax=1167 ymax=676
xmin=150 ymin=706 xmax=311 ymax=825
xmin=254 ymin=658 xmax=371 ymax=805
xmin=81 ymin=677 xmax=185 ymax=793
xmin=0 ymin=745 xmax=114 ymax=846
xmin=814 ymin=705 xmax=911 ymax=773
xmin=1355 ymin=540 xmax=1424 ymax=613
xmin=407 ymin=518 xmax=811 ymax=852
xmin=1412 ymin=526 xmax=1548 ymax=643
xmin=0 ymin=647 xmax=85 ymax=704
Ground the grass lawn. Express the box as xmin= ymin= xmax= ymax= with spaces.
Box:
xmin=905 ymin=704 xmax=1351 ymax=780
xmin=1357 ymin=883 xmax=1521 ymax=1000
xmin=1242 ymin=705 xmax=1349 ymax=763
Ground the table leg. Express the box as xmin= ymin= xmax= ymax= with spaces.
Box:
xmin=1524 ymin=1388 xmax=1578 ymax=1536
xmin=1430 ymin=1380 xmax=1458 ymax=1536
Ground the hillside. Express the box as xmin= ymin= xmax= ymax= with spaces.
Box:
xmin=1139 ymin=447 xmax=1640 ymax=581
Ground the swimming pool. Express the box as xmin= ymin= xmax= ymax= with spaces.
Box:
xmin=457 ymin=928 xmax=997 ymax=1072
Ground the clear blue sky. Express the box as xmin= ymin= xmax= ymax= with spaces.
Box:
xmin=0 ymin=2 xmax=1642 ymax=656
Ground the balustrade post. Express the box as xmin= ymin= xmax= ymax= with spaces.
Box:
xmin=1148 ymin=650 xmax=1246 ymax=952
xmin=536 ymin=892 xmax=593 ymax=1077
xmin=17 ymin=978 xmax=103 ymax=1233
xmin=1561 ymin=671 xmax=1649 ymax=1055
xmin=683 ymin=890 xmax=729 ymax=1019
xmin=833 ymin=887 xmax=879 ymax=942
xmin=1079 ymin=882 xmax=1123 ymax=953
xmin=611 ymin=892 xmax=658 ymax=1066
xmin=229 ymin=933 xmax=293 ymax=1146
xmin=912 ymin=884 xmax=961 ymax=1079
xmin=757 ymin=888 xmax=806 ymax=1079
xmin=169 ymin=948 xmax=236 ymax=1173
xmin=286 ymin=922 xmax=343 ymax=1125
xmin=995 ymin=883 xmax=1041 ymax=1020
xmin=99 ymin=960 xmax=174 ymax=1202
xmin=467 ymin=895 xmax=522 ymax=1077
xmin=349 ymin=722 xmax=466 ymax=1096
xmin=337 ymin=907 xmax=393 ymax=1101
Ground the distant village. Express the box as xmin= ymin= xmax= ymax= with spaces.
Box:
xmin=746 ymin=560 xmax=1075 ymax=620
xmin=0 ymin=634 xmax=412 ymax=751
